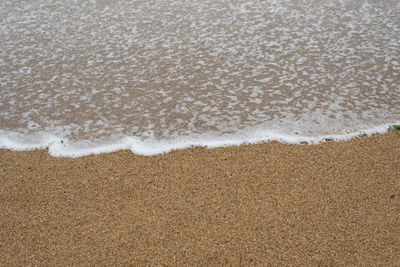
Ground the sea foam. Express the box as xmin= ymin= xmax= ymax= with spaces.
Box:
xmin=0 ymin=123 xmax=396 ymax=158
xmin=1 ymin=0 xmax=399 ymax=157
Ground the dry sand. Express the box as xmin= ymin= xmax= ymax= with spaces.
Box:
xmin=1 ymin=131 xmax=399 ymax=265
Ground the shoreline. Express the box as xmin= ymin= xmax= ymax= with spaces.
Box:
xmin=0 ymin=122 xmax=398 ymax=157
xmin=1 ymin=130 xmax=399 ymax=265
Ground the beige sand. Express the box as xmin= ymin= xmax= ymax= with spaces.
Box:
xmin=1 ymin=131 xmax=399 ymax=265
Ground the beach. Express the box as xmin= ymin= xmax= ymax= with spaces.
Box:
xmin=1 ymin=1 xmax=400 ymax=265
xmin=1 ymin=130 xmax=399 ymax=265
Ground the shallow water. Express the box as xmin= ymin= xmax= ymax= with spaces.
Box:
xmin=0 ymin=0 xmax=399 ymax=156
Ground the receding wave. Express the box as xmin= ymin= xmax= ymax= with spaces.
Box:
xmin=0 ymin=0 xmax=399 ymax=157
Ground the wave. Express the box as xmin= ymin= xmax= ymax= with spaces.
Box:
xmin=0 ymin=122 xmax=397 ymax=158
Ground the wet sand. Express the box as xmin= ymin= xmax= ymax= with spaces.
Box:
xmin=1 ymin=131 xmax=399 ymax=265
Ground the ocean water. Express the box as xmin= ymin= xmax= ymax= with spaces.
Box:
xmin=0 ymin=0 xmax=399 ymax=157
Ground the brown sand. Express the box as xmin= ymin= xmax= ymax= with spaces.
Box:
xmin=1 ymin=131 xmax=399 ymax=265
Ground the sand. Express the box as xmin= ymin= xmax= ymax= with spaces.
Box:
xmin=1 ymin=131 xmax=399 ymax=265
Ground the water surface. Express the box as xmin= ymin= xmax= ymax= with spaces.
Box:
xmin=0 ymin=0 xmax=399 ymax=156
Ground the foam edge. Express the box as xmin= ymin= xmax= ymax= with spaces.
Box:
xmin=0 ymin=123 xmax=397 ymax=158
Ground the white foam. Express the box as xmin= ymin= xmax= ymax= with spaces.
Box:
xmin=1 ymin=0 xmax=399 ymax=157
xmin=0 ymin=130 xmax=59 ymax=151
xmin=0 ymin=123 xmax=397 ymax=158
